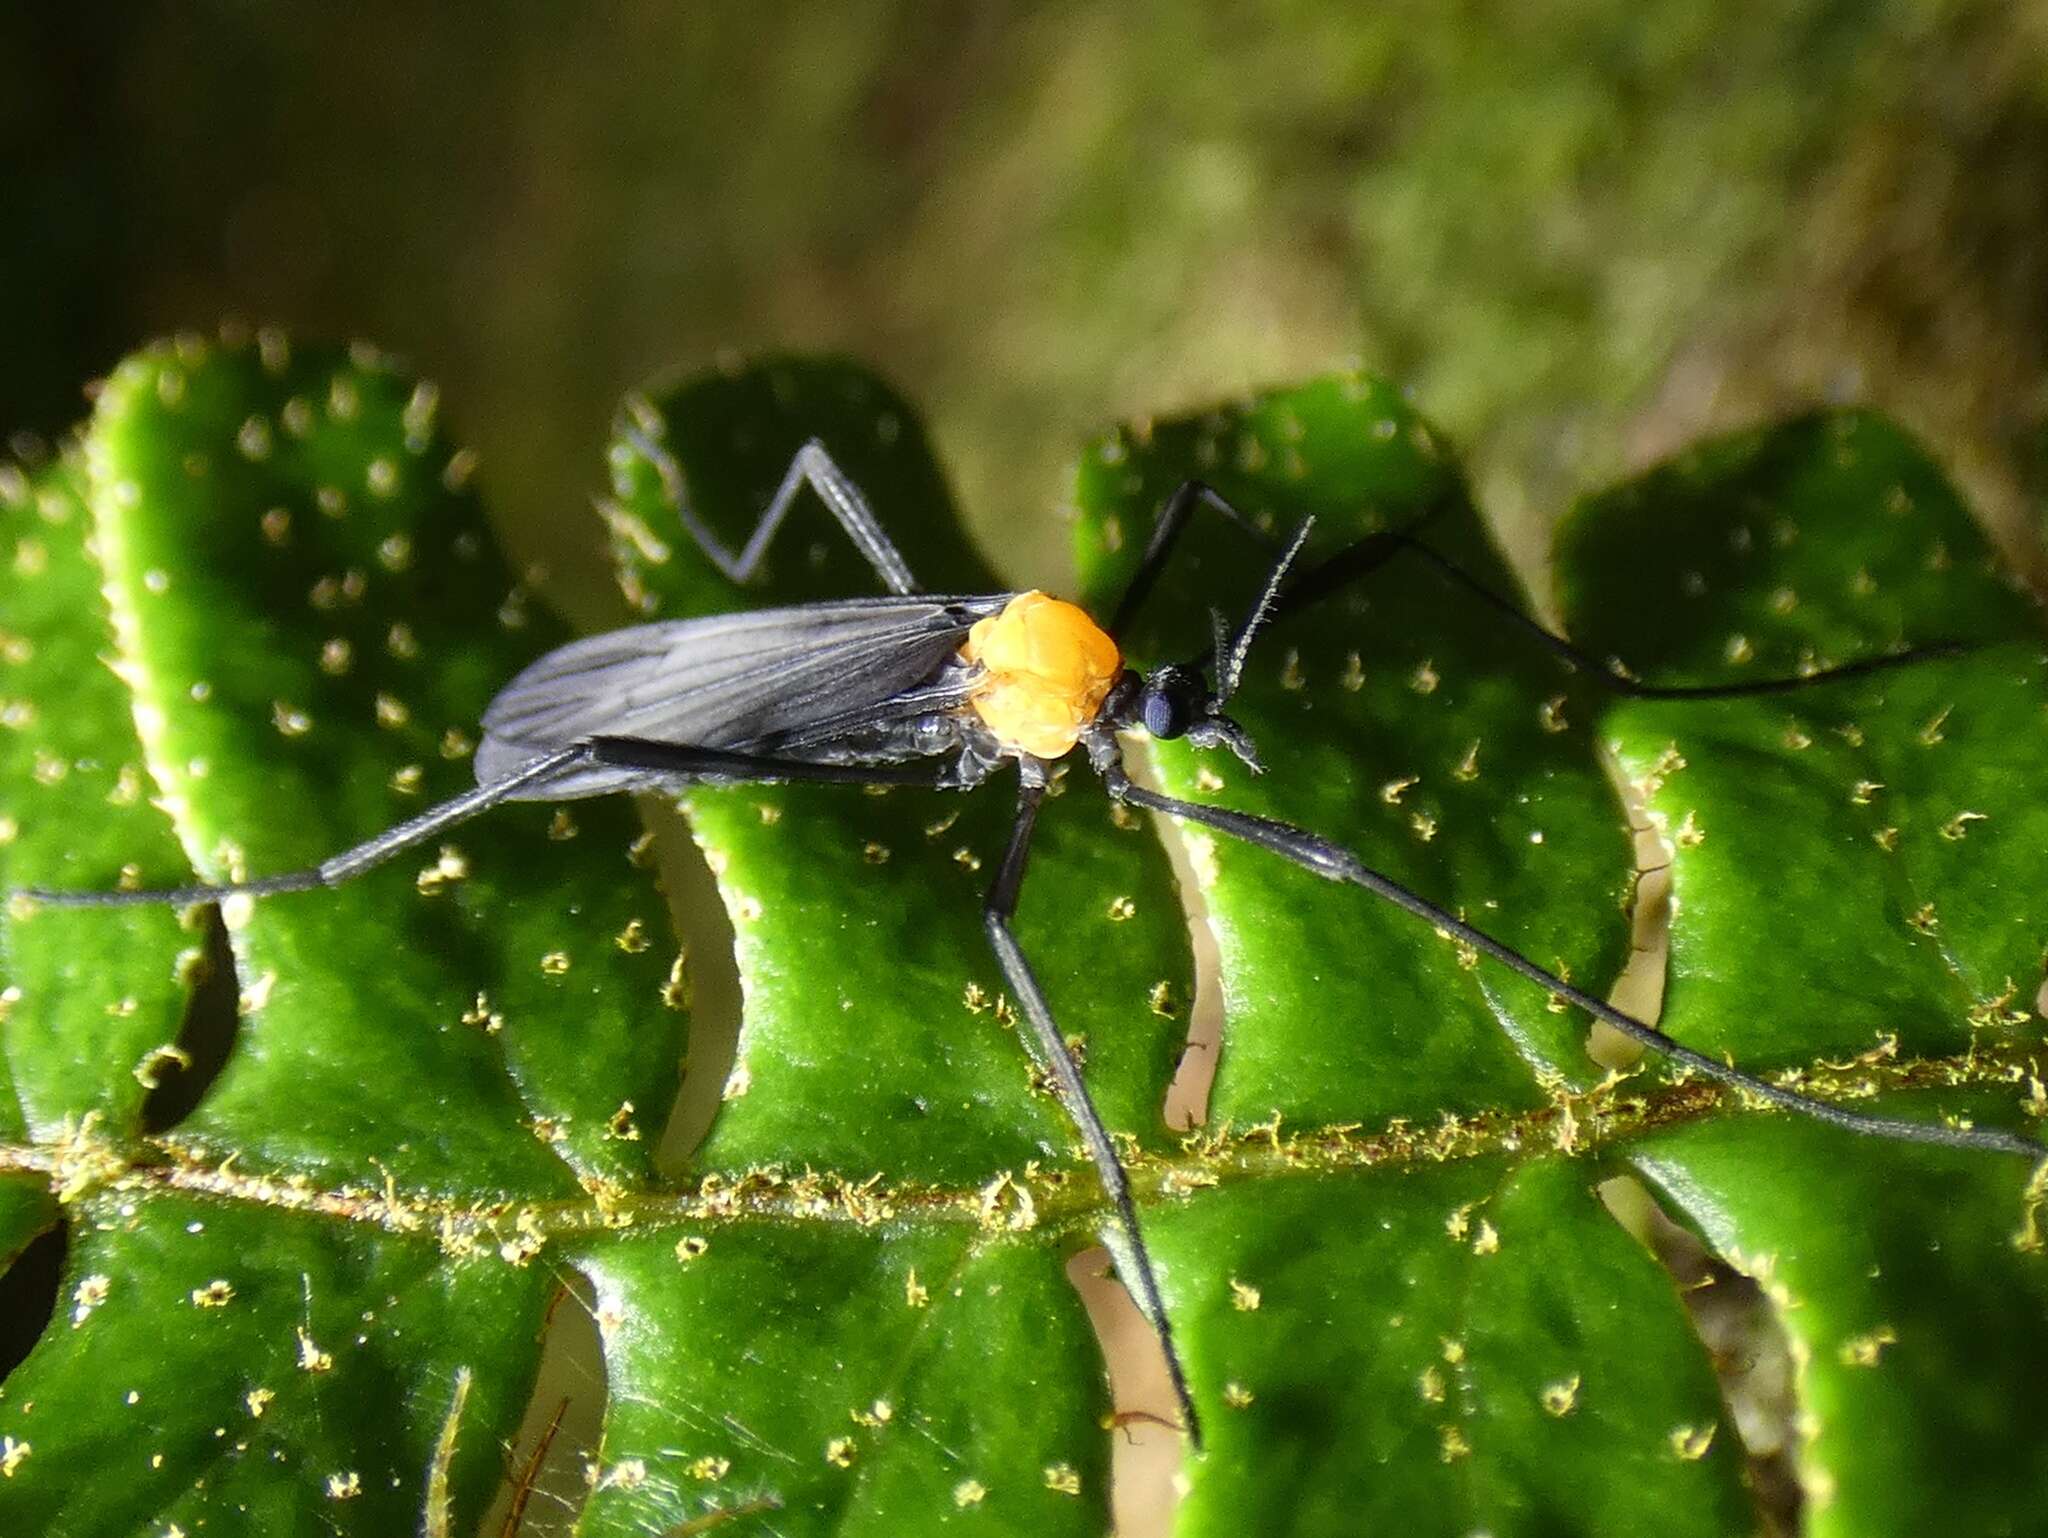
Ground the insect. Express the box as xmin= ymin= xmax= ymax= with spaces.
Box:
xmin=19 ymin=421 xmax=2040 ymax=1452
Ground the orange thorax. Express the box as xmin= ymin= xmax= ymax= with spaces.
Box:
xmin=960 ymin=592 xmax=1122 ymax=759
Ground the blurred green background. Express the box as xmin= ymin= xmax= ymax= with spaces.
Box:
xmin=5 ymin=1 xmax=2046 ymax=616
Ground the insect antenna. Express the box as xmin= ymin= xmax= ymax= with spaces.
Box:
xmin=1213 ymin=517 xmax=1314 ymax=704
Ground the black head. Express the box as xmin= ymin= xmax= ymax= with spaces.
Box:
xmin=1137 ymin=664 xmax=1204 ymax=740
xmin=1106 ymin=661 xmax=1263 ymax=771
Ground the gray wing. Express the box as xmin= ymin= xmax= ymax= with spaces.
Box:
xmin=475 ymin=594 xmax=1012 ymax=798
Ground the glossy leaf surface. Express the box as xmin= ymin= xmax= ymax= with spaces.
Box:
xmin=0 ymin=460 xmax=196 ymax=1139
xmin=1554 ymin=411 xmax=2048 ymax=1535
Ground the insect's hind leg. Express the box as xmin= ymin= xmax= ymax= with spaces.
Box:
xmin=619 ymin=407 xmax=920 ymax=595
xmin=582 ymin=738 xmax=946 ymax=789
xmin=979 ymin=775 xmax=1204 ymax=1448
xmin=18 ymin=743 xmax=595 ymax=909
xmin=18 ymin=742 xmax=945 ymax=910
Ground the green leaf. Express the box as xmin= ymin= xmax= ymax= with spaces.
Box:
xmin=1554 ymin=409 xmax=2048 ymax=1536
xmin=1146 ymin=1159 xmax=1752 ymax=1537
xmin=1633 ymin=1115 xmax=2048 ymax=1538
xmin=1072 ymin=373 xmax=1638 ymax=1126
xmin=1 ymin=459 xmax=199 ymax=1139
xmin=0 ymin=1179 xmax=52 ymax=1274
xmin=1 ymin=350 xmax=2043 ymax=1537
xmin=79 ymin=337 xmax=686 ymax=1195
xmin=577 ymin=1225 xmax=1108 ymax=1536
xmin=0 ymin=1189 xmax=549 ymax=1535
xmin=1557 ymin=411 xmax=2047 ymax=1068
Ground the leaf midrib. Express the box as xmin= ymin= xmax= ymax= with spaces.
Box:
xmin=2 ymin=1040 xmax=2026 ymax=1256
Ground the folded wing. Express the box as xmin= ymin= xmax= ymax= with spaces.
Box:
xmin=476 ymin=595 xmax=1011 ymax=798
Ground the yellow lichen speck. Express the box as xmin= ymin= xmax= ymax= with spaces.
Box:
xmin=961 ymin=592 xmax=1120 ymax=759
xmin=1044 ymin=1462 xmax=1082 ymax=1495
xmin=1670 ymin=1424 xmax=1716 ymax=1460
xmin=1541 ymin=1375 xmax=1580 ymax=1416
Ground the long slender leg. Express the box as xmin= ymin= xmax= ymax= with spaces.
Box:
xmin=1108 ymin=479 xmax=1273 ymax=639
xmin=1355 ymin=534 xmax=1972 ymax=699
xmin=981 ymin=777 xmax=1204 ymax=1448
xmin=1109 ymin=478 xmax=1968 ymax=699
xmin=621 ymin=412 xmax=919 ymax=595
xmin=19 ymin=742 xmax=945 ymax=909
xmin=19 ymin=744 xmax=591 ymax=908
xmin=582 ymin=737 xmax=942 ymax=790
xmin=1099 ymin=764 xmax=2041 ymax=1161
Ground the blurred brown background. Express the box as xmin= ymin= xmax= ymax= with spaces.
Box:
xmin=7 ymin=2 xmax=2046 ymax=617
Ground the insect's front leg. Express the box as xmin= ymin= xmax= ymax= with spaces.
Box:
xmin=1108 ymin=478 xmax=1274 ymax=640
xmin=1093 ymin=756 xmax=2041 ymax=1162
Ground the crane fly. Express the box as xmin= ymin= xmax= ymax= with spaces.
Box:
xmin=19 ymin=417 xmax=2042 ymax=1451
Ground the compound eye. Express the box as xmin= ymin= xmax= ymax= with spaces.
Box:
xmin=1142 ymin=687 xmax=1186 ymax=739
